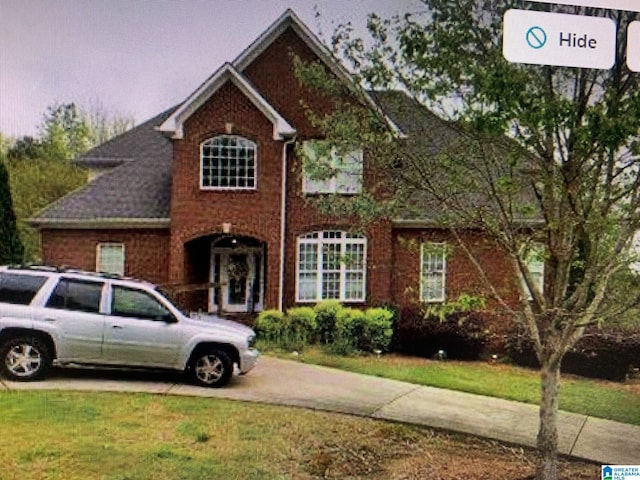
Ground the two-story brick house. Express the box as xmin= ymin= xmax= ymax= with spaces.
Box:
xmin=30 ymin=10 xmax=527 ymax=319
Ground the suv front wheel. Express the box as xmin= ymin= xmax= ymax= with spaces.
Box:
xmin=1 ymin=336 xmax=51 ymax=381
xmin=190 ymin=349 xmax=233 ymax=387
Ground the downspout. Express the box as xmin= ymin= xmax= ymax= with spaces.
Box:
xmin=279 ymin=134 xmax=297 ymax=311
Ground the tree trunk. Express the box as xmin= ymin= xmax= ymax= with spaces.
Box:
xmin=536 ymin=361 xmax=561 ymax=480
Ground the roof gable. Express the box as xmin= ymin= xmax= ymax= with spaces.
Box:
xmin=233 ymin=9 xmax=353 ymax=87
xmin=157 ymin=63 xmax=295 ymax=140
xmin=234 ymin=9 xmax=405 ymax=138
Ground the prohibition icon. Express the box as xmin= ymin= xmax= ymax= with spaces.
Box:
xmin=526 ymin=26 xmax=547 ymax=49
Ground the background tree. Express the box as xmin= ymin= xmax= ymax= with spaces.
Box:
xmin=3 ymin=101 xmax=133 ymax=261
xmin=0 ymin=158 xmax=24 ymax=263
xmin=298 ymin=2 xmax=640 ymax=479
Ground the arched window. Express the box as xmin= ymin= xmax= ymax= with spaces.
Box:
xmin=200 ymin=135 xmax=257 ymax=190
xmin=296 ymin=230 xmax=367 ymax=302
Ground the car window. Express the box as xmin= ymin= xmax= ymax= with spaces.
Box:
xmin=46 ymin=278 xmax=104 ymax=314
xmin=111 ymin=286 xmax=173 ymax=321
xmin=0 ymin=273 xmax=48 ymax=305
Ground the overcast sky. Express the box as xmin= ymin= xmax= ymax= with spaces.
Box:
xmin=0 ymin=0 xmax=424 ymax=138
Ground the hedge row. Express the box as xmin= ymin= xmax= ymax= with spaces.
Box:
xmin=392 ymin=306 xmax=491 ymax=360
xmin=255 ymin=300 xmax=394 ymax=355
xmin=506 ymin=326 xmax=640 ymax=381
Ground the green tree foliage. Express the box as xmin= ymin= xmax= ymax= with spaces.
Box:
xmin=0 ymin=159 xmax=24 ymax=264
xmin=8 ymin=157 xmax=86 ymax=261
xmin=2 ymin=101 xmax=133 ymax=261
xmin=298 ymin=3 xmax=640 ymax=479
xmin=38 ymin=103 xmax=93 ymax=161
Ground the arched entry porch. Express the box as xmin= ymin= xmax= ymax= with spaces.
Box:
xmin=183 ymin=234 xmax=266 ymax=314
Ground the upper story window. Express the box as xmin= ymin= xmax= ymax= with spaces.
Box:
xmin=301 ymin=141 xmax=363 ymax=195
xmin=201 ymin=135 xmax=257 ymax=190
xmin=420 ymin=242 xmax=446 ymax=303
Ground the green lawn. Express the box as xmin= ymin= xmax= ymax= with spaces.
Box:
xmin=275 ymin=347 xmax=640 ymax=425
xmin=0 ymin=391 xmax=596 ymax=480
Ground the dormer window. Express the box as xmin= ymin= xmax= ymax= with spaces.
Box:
xmin=201 ymin=135 xmax=257 ymax=190
xmin=302 ymin=141 xmax=363 ymax=194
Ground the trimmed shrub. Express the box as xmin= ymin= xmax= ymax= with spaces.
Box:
xmin=329 ymin=306 xmax=395 ymax=355
xmin=393 ymin=306 xmax=489 ymax=360
xmin=506 ymin=326 xmax=640 ymax=381
xmin=287 ymin=306 xmax=317 ymax=345
xmin=363 ymin=308 xmax=394 ymax=352
xmin=255 ymin=309 xmax=286 ymax=344
xmin=314 ymin=300 xmax=342 ymax=344
xmin=331 ymin=307 xmax=365 ymax=355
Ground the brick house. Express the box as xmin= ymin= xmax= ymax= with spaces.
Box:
xmin=30 ymin=10 xmax=528 ymax=319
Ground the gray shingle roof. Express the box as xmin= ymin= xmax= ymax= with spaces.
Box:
xmin=31 ymin=107 xmax=176 ymax=226
xmin=34 ymin=90 xmax=520 ymax=228
xmin=372 ymin=90 xmax=540 ymax=226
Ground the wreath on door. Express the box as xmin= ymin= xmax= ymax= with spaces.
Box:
xmin=227 ymin=258 xmax=249 ymax=281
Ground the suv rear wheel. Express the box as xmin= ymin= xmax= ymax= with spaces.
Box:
xmin=190 ymin=348 xmax=233 ymax=387
xmin=1 ymin=336 xmax=51 ymax=381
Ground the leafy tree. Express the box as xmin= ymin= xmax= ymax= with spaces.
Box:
xmin=298 ymin=2 xmax=640 ymax=479
xmin=7 ymin=157 xmax=86 ymax=261
xmin=38 ymin=102 xmax=93 ymax=161
xmin=83 ymin=99 xmax=134 ymax=145
xmin=0 ymin=159 xmax=24 ymax=264
xmin=7 ymin=136 xmax=43 ymax=161
xmin=2 ymin=101 xmax=132 ymax=261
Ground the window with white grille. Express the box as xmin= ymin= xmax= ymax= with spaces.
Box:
xmin=296 ymin=231 xmax=366 ymax=302
xmin=302 ymin=141 xmax=363 ymax=194
xmin=420 ymin=242 xmax=446 ymax=303
xmin=201 ymin=135 xmax=257 ymax=190
xmin=97 ymin=243 xmax=125 ymax=276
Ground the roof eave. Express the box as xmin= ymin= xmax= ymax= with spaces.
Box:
xmin=392 ymin=218 xmax=545 ymax=229
xmin=156 ymin=63 xmax=296 ymax=141
xmin=29 ymin=218 xmax=171 ymax=230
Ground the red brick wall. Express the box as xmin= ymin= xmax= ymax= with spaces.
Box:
xmin=167 ymin=26 xmax=385 ymax=311
xmin=242 ymin=27 xmax=338 ymax=138
xmin=391 ymin=228 xmax=520 ymax=309
xmin=282 ymin=146 xmax=394 ymax=309
xmin=40 ymin=228 xmax=170 ymax=285
xmin=168 ymin=80 xmax=283 ymax=307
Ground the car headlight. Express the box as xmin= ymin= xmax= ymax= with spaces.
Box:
xmin=247 ymin=334 xmax=257 ymax=349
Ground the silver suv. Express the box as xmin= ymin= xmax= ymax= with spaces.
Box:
xmin=0 ymin=266 xmax=259 ymax=387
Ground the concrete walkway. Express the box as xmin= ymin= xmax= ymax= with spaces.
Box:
xmin=1 ymin=356 xmax=638 ymax=465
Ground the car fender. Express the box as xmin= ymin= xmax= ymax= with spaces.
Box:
xmin=176 ymin=332 xmax=243 ymax=370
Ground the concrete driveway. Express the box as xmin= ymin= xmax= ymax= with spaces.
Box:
xmin=1 ymin=356 xmax=638 ymax=465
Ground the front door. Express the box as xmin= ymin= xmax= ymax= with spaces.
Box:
xmin=211 ymin=247 xmax=263 ymax=313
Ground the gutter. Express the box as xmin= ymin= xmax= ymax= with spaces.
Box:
xmin=279 ymin=134 xmax=297 ymax=311
xmin=28 ymin=218 xmax=171 ymax=230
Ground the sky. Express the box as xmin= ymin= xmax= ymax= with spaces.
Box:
xmin=0 ymin=0 xmax=424 ymax=138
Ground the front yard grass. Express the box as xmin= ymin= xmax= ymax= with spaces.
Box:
xmin=0 ymin=391 xmax=596 ymax=480
xmin=275 ymin=347 xmax=640 ymax=426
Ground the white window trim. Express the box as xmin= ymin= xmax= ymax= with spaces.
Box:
xmin=295 ymin=231 xmax=367 ymax=303
xmin=420 ymin=242 xmax=446 ymax=303
xmin=96 ymin=243 xmax=125 ymax=276
xmin=200 ymin=135 xmax=258 ymax=191
xmin=521 ymin=249 xmax=545 ymax=301
xmin=301 ymin=141 xmax=363 ymax=195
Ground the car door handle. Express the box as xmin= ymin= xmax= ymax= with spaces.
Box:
xmin=44 ymin=318 xmax=57 ymax=322
xmin=111 ymin=325 xmax=124 ymax=330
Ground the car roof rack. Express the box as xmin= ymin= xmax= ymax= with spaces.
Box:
xmin=5 ymin=265 xmax=152 ymax=285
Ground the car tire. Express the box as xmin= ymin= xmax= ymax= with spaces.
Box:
xmin=1 ymin=336 xmax=51 ymax=381
xmin=190 ymin=348 xmax=233 ymax=388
